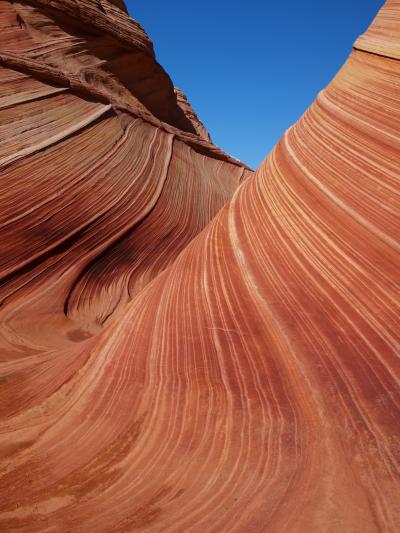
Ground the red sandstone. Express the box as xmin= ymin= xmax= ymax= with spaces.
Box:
xmin=0 ymin=1 xmax=399 ymax=531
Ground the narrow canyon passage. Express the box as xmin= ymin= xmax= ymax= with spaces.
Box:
xmin=0 ymin=1 xmax=399 ymax=531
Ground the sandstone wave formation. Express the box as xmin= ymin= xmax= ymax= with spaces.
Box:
xmin=0 ymin=1 xmax=399 ymax=531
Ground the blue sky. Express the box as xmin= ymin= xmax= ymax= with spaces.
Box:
xmin=125 ymin=1 xmax=383 ymax=169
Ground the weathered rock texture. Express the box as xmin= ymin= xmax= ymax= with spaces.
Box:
xmin=0 ymin=1 xmax=399 ymax=531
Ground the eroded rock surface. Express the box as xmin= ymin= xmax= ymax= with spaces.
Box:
xmin=0 ymin=1 xmax=399 ymax=531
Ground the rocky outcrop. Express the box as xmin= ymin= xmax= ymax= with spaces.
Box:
xmin=0 ymin=1 xmax=399 ymax=532
xmin=0 ymin=0 xmax=247 ymax=160
xmin=0 ymin=0 xmax=251 ymax=335
xmin=175 ymin=87 xmax=212 ymax=141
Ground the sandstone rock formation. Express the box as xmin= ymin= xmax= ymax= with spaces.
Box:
xmin=0 ymin=1 xmax=399 ymax=531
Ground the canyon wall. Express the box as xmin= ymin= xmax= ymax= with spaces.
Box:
xmin=0 ymin=1 xmax=399 ymax=531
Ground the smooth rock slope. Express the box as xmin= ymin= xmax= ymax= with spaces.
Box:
xmin=0 ymin=1 xmax=399 ymax=531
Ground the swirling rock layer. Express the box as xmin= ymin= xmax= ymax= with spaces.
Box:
xmin=0 ymin=1 xmax=399 ymax=531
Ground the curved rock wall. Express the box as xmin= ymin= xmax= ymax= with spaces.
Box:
xmin=0 ymin=1 xmax=399 ymax=531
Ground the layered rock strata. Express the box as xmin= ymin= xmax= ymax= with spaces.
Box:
xmin=0 ymin=1 xmax=399 ymax=532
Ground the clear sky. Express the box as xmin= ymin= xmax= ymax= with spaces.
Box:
xmin=125 ymin=1 xmax=383 ymax=169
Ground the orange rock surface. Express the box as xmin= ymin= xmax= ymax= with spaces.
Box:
xmin=0 ymin=1 xmax=399 ymax=531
